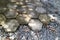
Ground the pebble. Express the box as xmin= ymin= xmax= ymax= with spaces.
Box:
xmin=2 ymin=19 xmax=19 ymax=32
xmin=0 ymin=14 xmax=6 ymax=25
xmin=27 ymin=3 xmax=36 ymax=10
xmin=34 ymin=0 xmax=43 ymax=6
xmin=7 ymin=3 xmax=17 ymax=9
xmin=39 ymin=14 xmax=50 ymax=24
xmin=16 ymin=14 xmax=31 ymax=24
xmin=28 ymin=19 xmax=43 ymax=31
xmin=35 ymin=7 xmax=46 ymax=13
xmin=10 ymin=0 xmax=17 ymax=2
xmin=4 ymin=9 xmax=18 ymax=18
xmin=17 ymin=5 xmax=28 ymax=14
xmin=27 ymin=11 xmax=39 ymax=18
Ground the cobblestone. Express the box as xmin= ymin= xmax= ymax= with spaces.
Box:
xmin=0 ymin=0 xmax=60 ymax=40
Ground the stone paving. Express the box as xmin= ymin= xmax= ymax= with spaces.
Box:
xmin=0 ymin=0 xmax=60 ymax=40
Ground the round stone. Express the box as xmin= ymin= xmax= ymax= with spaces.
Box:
xmin=27 ymin=11 xmax=39 ymax=18
xmin=0 ymin=0 xmax=10 ymax=7
xmin=35 ymin=7 xmax=46 ymax=13
xmin=7 ymin=3 xmax=17 ymax=9
xmin=41 ymin=0 xmax=48 ymax=3
xmin=27 ymin=3 xmax=36 ymax=9
xmin=34 ymin=0 xmax=43 ymax=6
xmin=4 ymin=9 xmax=18 ymax=18
xmin=2 ymin=19 xmax=19 ymax=32
xmin=17 ymin=5 xmax=27 ymax=14
xmin=10 ymin=0 xmax=17 ymax=2
xmin=39 ymin=14 xmax=50 ymax=24
xmin=0 ymin=7 xmax=7 ymax=13
xmin=28 ymin=19 xmax=43 ymax=31
xmin=0 ymin=14 xmax=6 ymax=25
xmin=16 ymin=14 xmax=31 ymax=24
xmin=25 ymin=0 xmax=32 ymax=3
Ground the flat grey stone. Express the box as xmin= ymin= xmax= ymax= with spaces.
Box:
xmin=28 ymin=19 xmax=43 ymax=31
xmin=5 ymin=9 xmax=18 ymax=18
xmin=35 ymin=7 xmax=46 ymax=13
xmin=2 ymin=19 xmax=19 ymax=32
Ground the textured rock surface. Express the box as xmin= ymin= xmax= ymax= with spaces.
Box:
xmin=2 ymin=19 xmax=19 ymax=32
xmin=28 ymin=19 xmax=43 ymax=31
xmin=39 ymin=14 xmax=50 ymax=24
xmin=16 ymin=14 xmax=31 ymax=24
xmin=0 ymin=14 xmax=6 ymax=25
xmin=0 ymin=0 xmax=60 ymax=40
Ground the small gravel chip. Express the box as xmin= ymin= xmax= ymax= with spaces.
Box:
xmin=28 ymin=19 xmax=43 ymax=31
